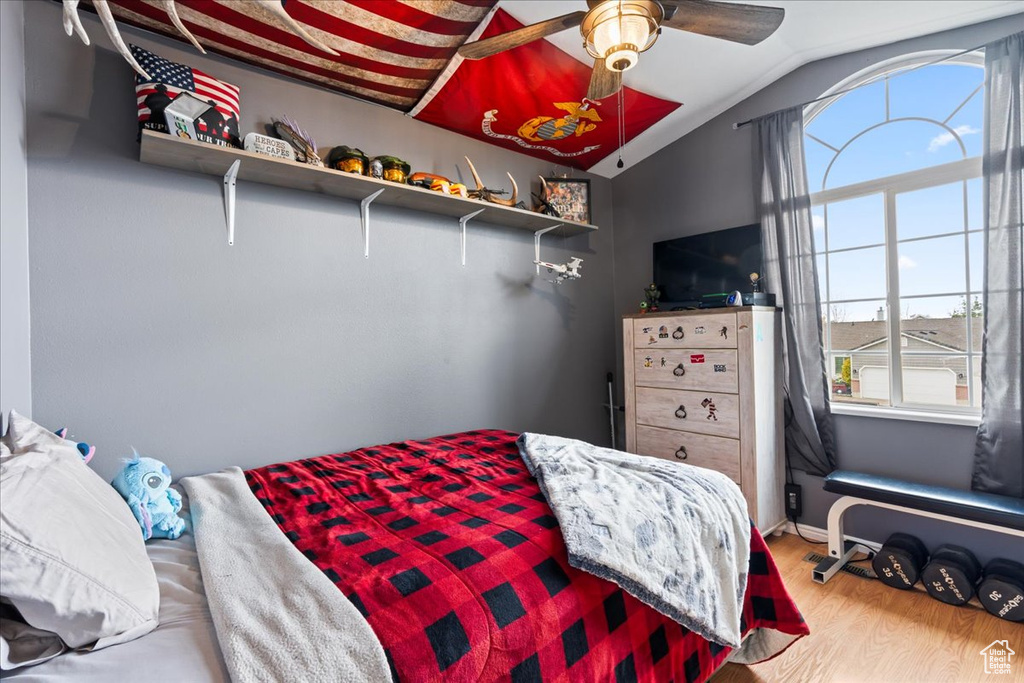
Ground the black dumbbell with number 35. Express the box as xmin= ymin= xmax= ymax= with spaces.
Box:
xmin=921 ymin=544 xmax=982 ymax=606
xmin=872 ymin=533 xmax=929 ymax=589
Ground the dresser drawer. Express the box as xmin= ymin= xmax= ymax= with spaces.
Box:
xmin=635 ymin=426 xmax=741 ymax=485
xmin=634 ymin=387 xmax=740 ymax=438
xmin=632 ymin=312 xmax=737 ymax=349
xmin=633 ymin=349 xmax=738 ymax=392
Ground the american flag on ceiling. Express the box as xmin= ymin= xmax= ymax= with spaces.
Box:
xmin=79 ymin=1 xmax=680 ymax=170
xmin=79 ymin=0 xmax=498 ymax=111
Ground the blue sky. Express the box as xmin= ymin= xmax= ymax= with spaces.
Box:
xmin=804 ymin=62 xmax=984 ymax=321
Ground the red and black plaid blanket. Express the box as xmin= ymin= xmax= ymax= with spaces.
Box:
xmin=246 ymin=430 xmax=807 ymax=682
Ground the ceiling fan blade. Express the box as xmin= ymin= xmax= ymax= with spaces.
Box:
xmin=587 ymin=59 xmax=622 ymax=101
xmin=458 ymin=11 xmax=586 ymax=60
xmin=661 ymin=0 xmax=784 ymax=45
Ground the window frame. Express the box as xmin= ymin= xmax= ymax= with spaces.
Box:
xmin=805 ymin=50 xmax=984 ymax=422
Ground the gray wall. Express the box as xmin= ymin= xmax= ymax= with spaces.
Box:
xmin=24 ymin=0 xmax=617 ymax=483
xmin=1 ymin=0 xmax=32 ymax=429
xmin=13 ymin=0 xmax=1021 ymax=562
xmin=610 ymin=14 xmax=1024 ymax=563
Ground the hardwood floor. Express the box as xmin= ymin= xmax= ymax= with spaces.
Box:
xmin=712 ymin=533 xmax=1023 ymax=683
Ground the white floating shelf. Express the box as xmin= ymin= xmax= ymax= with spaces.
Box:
xmin=139 ymin=130 xmax=598 ymax=236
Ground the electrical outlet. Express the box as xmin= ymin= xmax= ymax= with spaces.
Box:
xmin=785 ymin=483 xmax=802 ymax=518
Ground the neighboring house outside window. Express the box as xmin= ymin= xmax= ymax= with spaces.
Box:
xmin=804 ymin=52 xmax=984 ymax=416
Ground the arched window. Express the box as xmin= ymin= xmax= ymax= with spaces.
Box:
xmin=805 ymin=52 xmax=984 ymax=418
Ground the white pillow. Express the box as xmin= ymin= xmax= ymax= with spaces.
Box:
xmin=0 ymin=411 xmax=159 ymax=654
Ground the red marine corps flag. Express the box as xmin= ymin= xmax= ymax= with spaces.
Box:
xmin=411 ymin=9 xmax=680 ymax=171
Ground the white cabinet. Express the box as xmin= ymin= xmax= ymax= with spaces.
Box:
xmin=623 ymin=307 xmax=785 ymax=532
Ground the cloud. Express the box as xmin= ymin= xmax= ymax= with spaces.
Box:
xmin=812 ymin=214 xmax=825 ymax=231
xmin=898 ymin=255 xmax=917 ymax=269
xmin=928 ymin=125 xmax=980 ymax=152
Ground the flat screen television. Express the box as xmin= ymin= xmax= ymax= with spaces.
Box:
xmin=653 ymin=224 xmax=763 ymax=307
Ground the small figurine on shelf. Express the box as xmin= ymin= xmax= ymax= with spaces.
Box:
xmin=368 ymin=158 xmax=383 ymax=179
xmin=639 ymin=301 xmax=649 ymax=315
xmin=644 ymin=283 xmax=662 ymax=312
xmin=750 ymin=272 xmax=762 ymax=293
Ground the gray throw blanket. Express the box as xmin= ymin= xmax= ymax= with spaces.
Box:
xmin=517 ymin=433 xmax=750 ymax=648
xmin=181 ymin=468 xmax=390 ymax=683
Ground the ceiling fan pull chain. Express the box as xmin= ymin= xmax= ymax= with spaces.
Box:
xmin=616 ymin=85 xmax=626 ymax=169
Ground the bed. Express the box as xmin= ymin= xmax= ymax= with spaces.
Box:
xmin=6 ymin=429 xmax=807 ymax=682
xmin=4 ymin=500 xmax=229 ymax=682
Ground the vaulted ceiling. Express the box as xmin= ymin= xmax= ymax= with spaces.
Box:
xmin=509 ymin=0 xmax=1022 ymax=176
xmin=75 ymin=1 xmax=1023 ymax=177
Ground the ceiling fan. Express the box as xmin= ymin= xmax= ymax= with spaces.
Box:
xmin=458 ymin=0 xmax=785 ymax=100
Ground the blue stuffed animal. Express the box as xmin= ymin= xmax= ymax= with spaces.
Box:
xmin=53 ymin=426 xmax=95 ymax=464
xmin=111 ymin=451 xmax=186 ymax=541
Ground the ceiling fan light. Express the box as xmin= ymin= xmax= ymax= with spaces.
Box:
xmin=582 ymin=1 xmax=662 ymax=62
xmin=605 ymin=47 xmax=639 ymax=72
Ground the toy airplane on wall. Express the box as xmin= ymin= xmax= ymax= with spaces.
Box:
xmin=535 ymin=257 xmax=583 ymax=284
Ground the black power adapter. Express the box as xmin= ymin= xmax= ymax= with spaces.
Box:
xmin=785 ymin=483 xmax=802 ymax=519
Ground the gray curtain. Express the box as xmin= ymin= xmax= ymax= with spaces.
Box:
xmin=973 ymin=32 xmax=1024 ymax=498
xmin=755 ymin=107 xmax=837 ymax=477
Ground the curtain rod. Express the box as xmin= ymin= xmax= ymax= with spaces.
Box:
xmin=731 ymin=43 xmax=986 ymax=130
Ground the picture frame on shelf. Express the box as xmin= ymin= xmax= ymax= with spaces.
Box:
xmin=543 ymin=177 xmax=591 ymax=224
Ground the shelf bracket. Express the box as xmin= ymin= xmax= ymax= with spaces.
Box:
xmin=360 ymin=188 xmax=386 ymax=258
xmin=223 ymin=160 xmax=240 ymax=245
xmin=534 ymin=223 xmax=563 ymax=274
xmin=458 ymin=209 xmax=485 ymax=266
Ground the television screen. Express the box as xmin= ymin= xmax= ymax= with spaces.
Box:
xmin=653 ymin=224 xmax=763 ymax=305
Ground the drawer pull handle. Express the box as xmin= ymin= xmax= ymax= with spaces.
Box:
xmin=675 ymin=447 xmax=688 ymax=460
xmin=673 ymin=363 xmax=686 ymax=377
xmin=675 ymin=405 xmax=687 ymax=419
xmin=672 ymin=327 xmax=684 ymax=339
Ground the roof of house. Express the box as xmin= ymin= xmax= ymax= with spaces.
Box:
xmin=828 ymin=316 xmax=983 ymax=353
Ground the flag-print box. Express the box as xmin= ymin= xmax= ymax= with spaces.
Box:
xmin=164 ymin=92 xmax=233 ymax=149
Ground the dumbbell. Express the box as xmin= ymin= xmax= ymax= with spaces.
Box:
xmin=978 ymin=558 xmax=1024 ymax=622
xmin=872 ymin=533 xmax=929 ymax=589
xmin=921 ymin=544 xmax=982 ymax=606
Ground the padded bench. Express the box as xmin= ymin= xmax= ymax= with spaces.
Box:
xmin=811 ymin=470 xmax=1024 ymax=584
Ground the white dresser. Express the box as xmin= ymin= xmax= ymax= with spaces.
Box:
xmin=623 ymin=307 xmax=785 ymax=532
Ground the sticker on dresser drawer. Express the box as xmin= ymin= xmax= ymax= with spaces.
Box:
xmin=632 ymin=314 xmax=737 ymax=349
xmin=634 ymin=387 xmax=739 ymax=438
xmin=701 ymin=397 xmax=718 ymax=421
xmin=632 ymin=350 xmax=737 ymax=392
